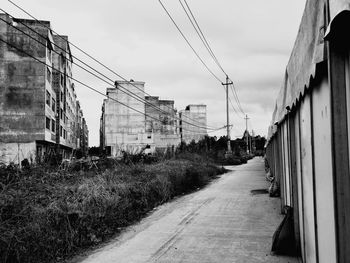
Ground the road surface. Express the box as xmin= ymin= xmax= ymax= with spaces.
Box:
xmin=76 ymin=158 xmax=300 ymax=263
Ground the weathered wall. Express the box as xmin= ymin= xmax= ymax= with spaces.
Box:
xmin=0 ymin=141 xmax=36 ymax=165
xmin=180 ymin=105 xmax=207 ymax=143
xmin=0 ymin=14 xmax=48 ymax=143
xmin=104 ymin=81 xmax=147 ymax=156
xmin=145 ymin=97 xmax=176 ymax=132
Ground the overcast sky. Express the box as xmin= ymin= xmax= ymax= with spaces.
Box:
xmin=3 ymin=0 xmax=306 ymax=146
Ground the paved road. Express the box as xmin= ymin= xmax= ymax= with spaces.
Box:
xmin=77 ymin=158 xmax=300 ymax=263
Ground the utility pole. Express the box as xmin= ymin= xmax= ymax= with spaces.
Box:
xmin=222 ymin=75 xmax=233 ymax=154
xmin=245 ymin=114 xmax=249 ymax=154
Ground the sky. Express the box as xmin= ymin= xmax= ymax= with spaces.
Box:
xmin=3 ymin=0 xmax=306 ymax=146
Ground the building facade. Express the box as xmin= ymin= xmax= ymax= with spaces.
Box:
xmin=179 ymin=104 xmax=207 ymax=143
xmin=145 ymin=96 xmax=180 ymax=149
xmin=0 ymin=14 xmax=88 ymax=164
xmin=100 ymin=81 xmax=207 ymax=156
xmin=100 ymin=80 xmax=154 ymax=156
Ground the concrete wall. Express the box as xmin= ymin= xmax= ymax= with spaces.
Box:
xmin=180 ymin=104 xmax=207 ymax=143
xmin=0 ymin=15 xmax=88 ymax=163
xmin=103 ymin=81 xmax=149 ymax=156
xmin=0 ymin=14 xmax=49 ymax=144
xmin=0 ymin=15 xmax=52 ymax=162
xmin=0 ymin=142 xmax=36 ymax=165
xmin=145 ymin=96 xmax=179 ymax=148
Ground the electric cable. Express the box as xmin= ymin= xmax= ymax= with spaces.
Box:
xmin=157 ymin=0 xmax=223 ymax=83
xmin=0 ymin=10 xmax=217 ymax=131
xmin=0 ymin=36 xmax=211 ymax=134
xmin=180 ymin=0 xmax=226 ymax=75
xmin=6 ymin=0 xmax=214 ymax=129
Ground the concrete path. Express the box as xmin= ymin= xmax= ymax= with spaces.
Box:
xmin=76 ymin=158 xmax=300 ymax=263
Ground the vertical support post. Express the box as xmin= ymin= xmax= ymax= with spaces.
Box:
xmin=222 ymin=75 xmax=233 ymax=154
xmin=245 ymin=114 xmax=249 ymax=154
xmin=226 ymin=76 xmax=231 ymax=153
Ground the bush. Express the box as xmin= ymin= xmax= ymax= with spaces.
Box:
xmin=0 ymin=158 xmax=225 ymax=263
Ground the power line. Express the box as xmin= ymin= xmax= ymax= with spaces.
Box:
xmin=6 ymin=1 xmax=214 ymax=129
xmin=180 ymin=0 xmax=226 ymax=75
xmin=1 ymin=9 xmax=218 ymax=131
xmin=177 ymin=0 xmax=246 ymax=117
xmin=0 ymin=36 xmax=210 ymax=134
xmin=229 ymin=82 xmax=245 ymax=115
xmin=8 ymin=0 xmax=246 ymax=132
xmin=207 ymin=125 xmax=227 ymax=134
xmin=175 ymin=0 xmax=246 ymax=119
xmin=157 ymin=0 xmax=223 ymax=83
xmin=228 ymin=96 xmax=241 ymax=118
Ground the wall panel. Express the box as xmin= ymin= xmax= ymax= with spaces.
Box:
xmin=299 ymin=95 xmax=317 ymax=263
xmin=312 ymin=76 xmax=336 ymax=263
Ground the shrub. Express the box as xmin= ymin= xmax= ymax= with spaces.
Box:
xmin=0 ymin=158 xmax=225 ymax=263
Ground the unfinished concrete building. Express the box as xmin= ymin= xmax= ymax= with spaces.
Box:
xmin=179 ymin=104 xmax=207 ymax=143
xmin=145 ymin=96 xmax=180 ymax=149
xmin=0 ymin=14 xmax=88 ymax=164
xmin=100 ymin=81 xmax=208 ymax=155
xmin=100 ymin=80 xmax=153 ymax=156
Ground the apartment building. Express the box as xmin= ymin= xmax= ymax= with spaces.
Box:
xmin=100 ymin=81 xmax=207 ymax=156
xmin=100 ymin=80 xmax=153 ymax=156
xmin=0 ymin=14 xmax=88 ymax=164
xmin=145 ymin=96 xmax=180 ymax=149
xmin=179 ymin=104 xmax=207 ymax=143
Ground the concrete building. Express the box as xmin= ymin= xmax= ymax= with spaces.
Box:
xmin=100 ymin=81 xmax=208 ymax=156
xmin=0 ymin=14 xmax=88 ymax=164
xmin=100 ymin=80 xmax=153 ymax=156
xmin=52 ymin=35 xmax=79 ymax=157
xmin=145 ymin=96 xmax=180 ymax=149
xmin=179 ymin=104 xmax=207 ymax=143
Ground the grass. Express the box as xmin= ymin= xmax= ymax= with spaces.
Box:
xmin=0 ymin=157 xmax=226 ymax=263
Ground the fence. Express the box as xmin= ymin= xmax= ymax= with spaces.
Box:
xmin=265 ymin=1 xmax=350 ymax=262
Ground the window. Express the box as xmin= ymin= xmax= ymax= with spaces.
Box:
xmin=63 ymin=129 xmax=66 ymax=139
xmin=61 ymin=91 xmax=63 ymax=101
xmin=51 ymin=119 xmax=55 ymax=132
xmin=60 ymin=108 xmax=63 ymax=120
xmin=60 ymin=126 xmax=63 ymax=137
xmin=46 ymin=67 xmax=51 ymax=83
xmin=46 ymin=117 xmax=50 ymax=130
xmin=51 ymin=98 xmax=55 ymax=112
xmin=46 ymin=90 xmax=51 ymax=106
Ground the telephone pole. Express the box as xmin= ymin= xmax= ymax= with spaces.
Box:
xmin=245 ymin=114 xmax=249 ymax=154
xmin=222 ymin=75 xmax=233 ymax=154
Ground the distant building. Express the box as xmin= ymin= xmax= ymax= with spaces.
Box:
xmin=0 ymin=14 xmax=88 ymax=164
xmin=100 ymin=80 xmax=153 ymax=156
xmin=145 ymin=96 xmax=180 ymax=149
xmin=101 ymin=82 xmax=211 ymax=156
xmin=179 ymin=105 xmax=207 ymax=143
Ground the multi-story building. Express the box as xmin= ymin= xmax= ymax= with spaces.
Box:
xmin=179 ymin=104 xmax=207 ymax=143
xmin=100 ymin=81 xmax=207 ymax=156
xmin=145 ymin=96 xmax=180 ymax=149
xmin=0 ymin=14 xmax=88 ymax=164
xmin=100 ymin=80 xmax=153 ymax=156
xmin=52 ymin=35 xmax=79 ymax=157
xmin=81 ymin=116 xmax=89 ymax=156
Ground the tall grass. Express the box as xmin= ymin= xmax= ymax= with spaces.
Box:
xmin=0 ymin=159 xmax=225 ymax=263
